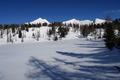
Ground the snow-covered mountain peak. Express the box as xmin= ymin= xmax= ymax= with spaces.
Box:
xmin=63 ymin=18 xmax=80 ymax=24
xmin=94 ymin=18 xmax=106 ymax=24
xmin=29 ymin=18 xmax=50 ymax=24
xmin=26 ymin=18 xmax=106 ymax=25
xmin=70 ymin=18 xmax=79 ymax=21
xmin=63 ymin=19 xmax=93 ymax=25
xmin=79 ymin=20 xmax=93 ymax=25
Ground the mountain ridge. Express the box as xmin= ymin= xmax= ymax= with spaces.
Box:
xmin=26 ymin=18 xmax=106 ymax=25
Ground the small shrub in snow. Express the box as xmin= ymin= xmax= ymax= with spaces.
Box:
xmin=53 ymin=36 xmax=58 ymax=41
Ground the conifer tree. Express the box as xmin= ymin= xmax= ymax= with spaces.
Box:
xmin=18 ymin=30 xmax=22 ymax=38
xmin=104 ymin=23 xmax=115 ymax=50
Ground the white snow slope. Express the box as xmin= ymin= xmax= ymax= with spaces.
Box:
xmin=0 ymin=38 xmax=120 ymax=80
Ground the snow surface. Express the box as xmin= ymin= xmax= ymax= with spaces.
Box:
xmin=0 ymin=38 xmax=120 ymax=80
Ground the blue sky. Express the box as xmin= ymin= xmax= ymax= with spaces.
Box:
xmin=0 ymin=0 xmax=120 ymax=24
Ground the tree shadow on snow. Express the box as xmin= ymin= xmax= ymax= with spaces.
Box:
xmin=75 ymin=43 xmax=105 ymax=49
xmin=26 ymin=42 xmax=120 ymax=80
xmin=55 ymin=49 xmax=120 ymax=80
xmin=26 ymin=56 xmax=70 ymax=80
xmin=26 ymin=56 xmax=108 ymax=80
xmin=26 ymin=54 xmax=120 ymax=80
xmin=56 ymin=50 xmax=120 ymax=64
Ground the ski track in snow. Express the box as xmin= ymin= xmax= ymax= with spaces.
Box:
xmin=0 ymin=39 xmax=120 ymax=80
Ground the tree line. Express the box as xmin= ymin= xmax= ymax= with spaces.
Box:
xmin=0 ymin=18 xmax=120 ymax=50
xmin=79 ymin=18 xmax=120 ymax=50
